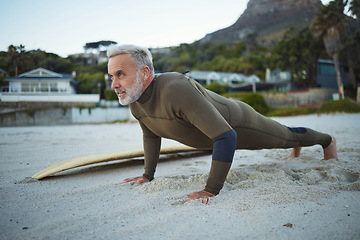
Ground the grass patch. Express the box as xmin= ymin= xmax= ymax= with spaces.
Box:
xmin=267 ymin=98 xmax=360 ymax=117
xmin=318 ymin=98 xmax=360 ymax=113
xmin=266 ymin=107 xmax=317 ymax=117
xmin=224 ymin=92 xmax=360 ymax=116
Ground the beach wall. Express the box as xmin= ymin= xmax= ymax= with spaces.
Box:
xmin=262 ymin=88 xmax=336 ymax=107
xmin=0 ymin=107 xmax=135 ymax=127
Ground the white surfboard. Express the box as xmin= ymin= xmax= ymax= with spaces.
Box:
xmin=32 ymin=145 xmax=205 ymax=180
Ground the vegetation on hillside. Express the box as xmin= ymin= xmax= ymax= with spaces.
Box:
xmin=153 ymin=41 xmax=268 ymax=80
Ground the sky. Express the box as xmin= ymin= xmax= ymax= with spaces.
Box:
xmin=1 ymin=0 xmax=334 ymax=57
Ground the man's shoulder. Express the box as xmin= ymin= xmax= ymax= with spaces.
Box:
xmin=154 ymin=72 xmax=207 ymax=104
xmin=157 ymin=72 xmax=200 ymax=87
xmin=156 ymin=72 xmax=187 ymax=83
xmin=155 ymin=72 xmax=191 ymax=90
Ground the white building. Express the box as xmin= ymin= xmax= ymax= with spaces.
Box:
xmin=5 ymin=68 xmax=77 ymax=94
xmin=189 ymin=70 xmax=259 ymax=86
xmin=1 ymin=68 xmax=99 ymax=103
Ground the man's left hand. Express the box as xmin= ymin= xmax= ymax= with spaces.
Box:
xmin=185 ymin=190 xmax=215 ymax=204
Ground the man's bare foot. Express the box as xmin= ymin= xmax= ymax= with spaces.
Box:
xmin=289 ymin=146 xmax=302 ymax=158
xmin=324 ymin=135 xmax=338 ymax=160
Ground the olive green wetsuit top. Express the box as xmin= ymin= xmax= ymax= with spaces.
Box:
xmin=130 ymin=72 xmax=332 ymax=195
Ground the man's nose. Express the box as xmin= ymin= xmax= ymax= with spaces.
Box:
xmin=111 ymin=79 xmax=120 ymax=89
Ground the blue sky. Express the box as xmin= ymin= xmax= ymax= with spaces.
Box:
xmin=1 ymin=0 xmax=333 ymax=57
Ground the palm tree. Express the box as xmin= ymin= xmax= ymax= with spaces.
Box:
xmin=349 ymin=0 xmax=360 ymax=26
xmin=311 ymin=0 xmax=348 ymax=99
xmin=8 ymin=44 xmax=25 ymax=76
xmin=344 ymin=0 xmax=360 ymax=91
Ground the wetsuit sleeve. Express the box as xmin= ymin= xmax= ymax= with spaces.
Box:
xmin=204 ymin=130 xmax=237 ymax=195
xmin=139 ymin=122 xmax=161 ymax=181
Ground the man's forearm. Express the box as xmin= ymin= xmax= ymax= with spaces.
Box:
xmin=204 ymin=160 xmax=232 ymax=195
xmin=143 ymin=136 xmax=161 ymax=181
xmin=204 ymin=130 xmax=237 ymax=195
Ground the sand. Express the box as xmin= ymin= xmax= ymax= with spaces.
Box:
xmin=0 ymin=113 xmax=359 ymax=240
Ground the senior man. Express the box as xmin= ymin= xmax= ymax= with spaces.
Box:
xmin=107 ymin=44 xmax=337 ymax=204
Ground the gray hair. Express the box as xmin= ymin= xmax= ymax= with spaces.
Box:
xmin=107 ymin=44 xmax=154 ymax=74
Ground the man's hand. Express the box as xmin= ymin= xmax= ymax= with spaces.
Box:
xmin=120 ymin=176 xmax=150 ymax=185
xmin=185 ymin=190 xmax=215 ymax=204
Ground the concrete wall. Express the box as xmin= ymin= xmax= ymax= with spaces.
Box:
xmin=71 ymin=107 xmax=135 ymax=124
xmin=262 ymin=88 xmax=336 ymax=107
xmin=0 ymin=107 xmax=135 ymax=127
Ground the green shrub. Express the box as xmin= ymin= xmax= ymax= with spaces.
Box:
xmin=205 ymin=81 xmax=227 ymax=95
xmin=222 ymin=92 xmax=248 ymax=100
xmin=222 ymin=92 xmax=269 ymax=114
xmin=266 ymin=107 xmax=317 ymax=117
xmin=319 ymin=98 xmax=360 ymax=113
xmin=241 ymin=93 xmax=269 ymax=115
xmin=104 ymin=89 xmax=118 ymax=101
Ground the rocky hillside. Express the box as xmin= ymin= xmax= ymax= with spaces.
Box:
xmin=201 ymin=0 xmax=323 ymax=43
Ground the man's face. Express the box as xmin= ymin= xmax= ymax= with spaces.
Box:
xmin=108 ymin=54 xmax=144 ymax=105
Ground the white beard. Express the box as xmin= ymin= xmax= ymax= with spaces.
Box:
xmin=117 ymin=73 xmax=143 ymax=106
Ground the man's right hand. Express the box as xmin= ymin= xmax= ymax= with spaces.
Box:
xmin=120 ymin=176 xmax=150 ymax=185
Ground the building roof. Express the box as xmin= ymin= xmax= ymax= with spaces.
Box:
xmin=5 ymin=68 xmax=76 ymax=83
xmin=189 ymin=70 xmax=258 ymax=83
xmin=228 ymin=80 xmax=290 ymax=91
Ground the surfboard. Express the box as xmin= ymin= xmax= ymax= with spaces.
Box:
xmin=32 ymin=145 xmax=204 ymax=180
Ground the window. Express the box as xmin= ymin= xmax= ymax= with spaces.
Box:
xmin=32 ymin=83 xmax=40 ymax=92
xmin=21 ymin=83 xmax=31 ymax=92
xmin=40 ymin=83 xmax=48 ymax=92
xmin=50 ymin=83 xmax=58 ymax=92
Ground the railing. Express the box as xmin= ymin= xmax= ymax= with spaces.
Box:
xmin=0 ymin=93 xmax=100 ymax=103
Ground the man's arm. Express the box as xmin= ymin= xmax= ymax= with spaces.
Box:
xmin=142 ymin=133 xmax=161 ymax=181
xmin=185 ymin=130 xmax=237 ymax=203
xmin=120 ymin=122 xmax=161 ymax=184
xmin=204 ymin=130 xmax=237 ymax=194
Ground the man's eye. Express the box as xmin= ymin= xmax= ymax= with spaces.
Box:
xmin=118 ymin=73 xmax=123 ymax=77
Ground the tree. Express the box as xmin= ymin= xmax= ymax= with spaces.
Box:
xmin=157 ymin=41 xmax=267 ymax=80
xmin=311 ymin=0 xmax=349 ymax=98
xmin=77 ymin=71 xmax=104 ymax=94
xmin=343 ymin=30 xmax=360 ymax=97
xmin=349 ymin=0 xmax=360 ymax=26
xmin=269 ymin=27 xmax=324 ymax=88
xmin=343 ymin=0 xmax=360 ymax=92
xmin=8 ymin=44 xmax=25 ymax=76
xmin=83 ymin=40 xmax=117 ymax=52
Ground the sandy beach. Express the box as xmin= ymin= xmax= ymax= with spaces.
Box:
xmin=1 ymin=113 xmax=359 ymax=240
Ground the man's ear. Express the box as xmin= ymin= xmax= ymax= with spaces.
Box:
xmin=141 ymin=65 xmax=151 ymax=79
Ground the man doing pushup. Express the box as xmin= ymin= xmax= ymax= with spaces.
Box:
xmin=107 ymin=44 xmax=338 ymax=204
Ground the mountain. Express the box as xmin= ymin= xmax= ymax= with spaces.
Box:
xmin=200 ymin=0 xmax=323 ymax=44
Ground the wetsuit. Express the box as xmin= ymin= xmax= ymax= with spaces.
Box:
xmin=130 ymin=72 xmax=332 ymax=195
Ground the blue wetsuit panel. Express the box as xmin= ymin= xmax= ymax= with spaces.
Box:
xmin=287 ymin=127 xmax=307 ymax=134
xmin=212 ymin=130 xmax=237 ymax=162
